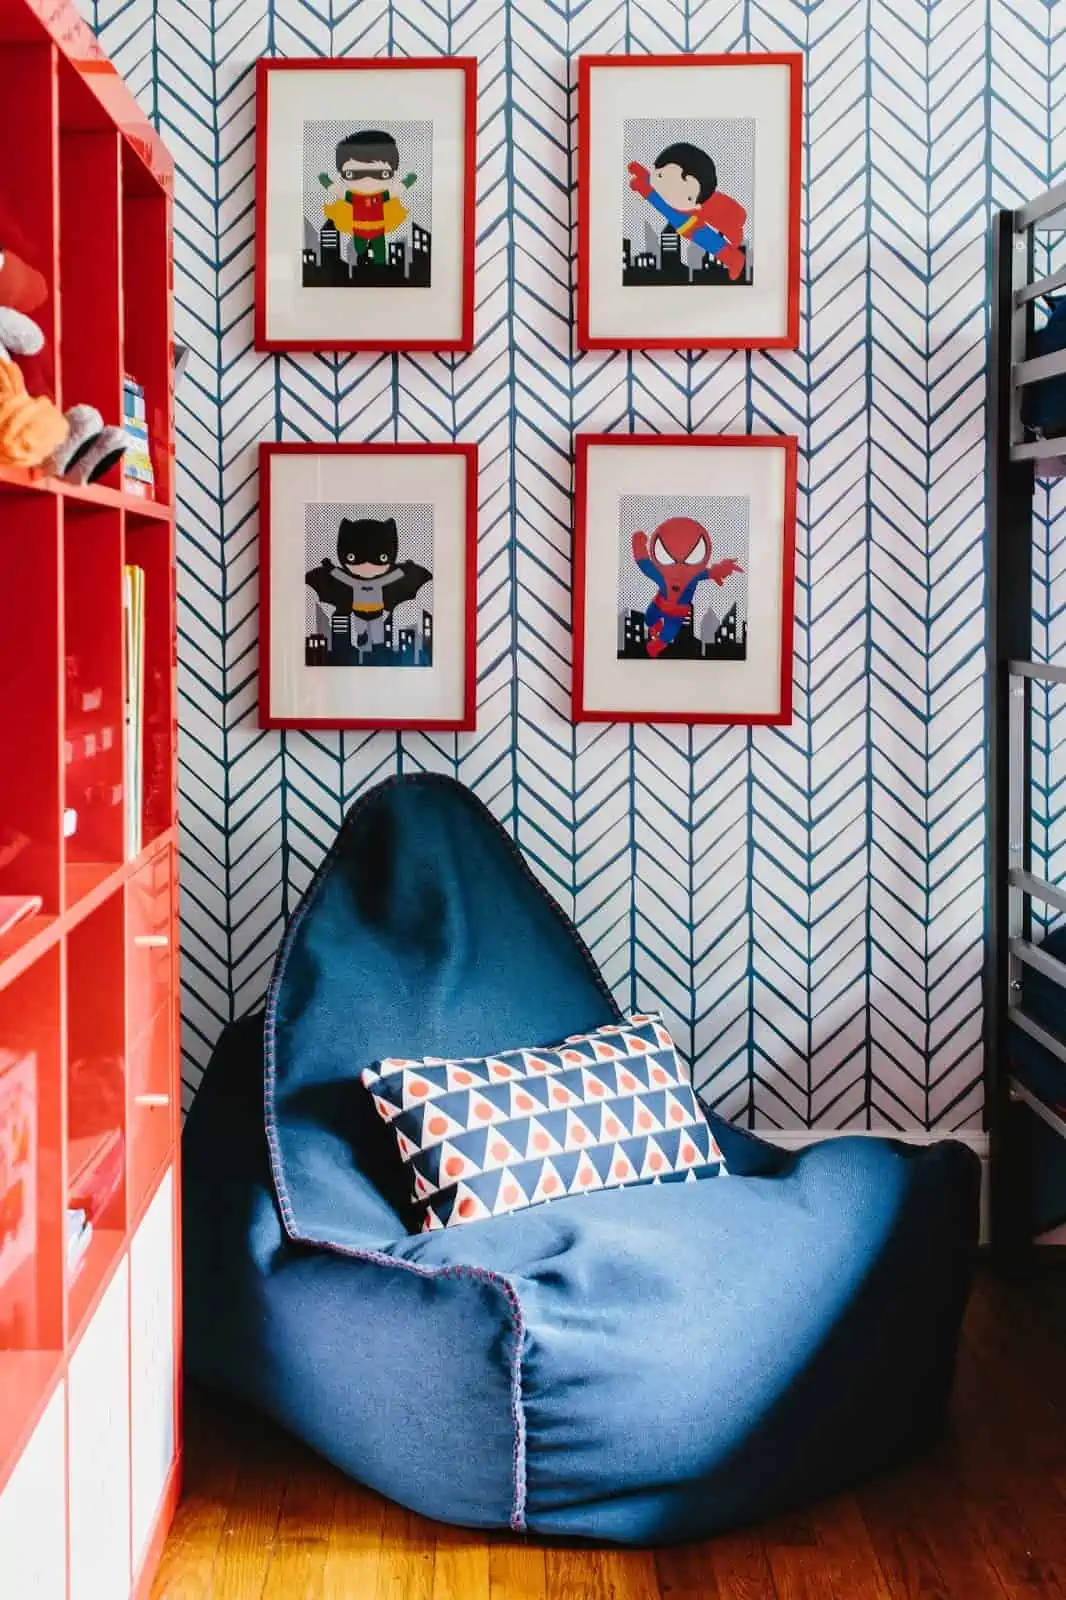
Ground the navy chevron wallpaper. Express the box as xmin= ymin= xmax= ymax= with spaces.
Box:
xmin=80 ymin=0 xmax=1066 ymax=1131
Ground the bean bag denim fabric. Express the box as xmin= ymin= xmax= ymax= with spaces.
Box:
xmin=182 ymin=774 xmax=980 ymax=1544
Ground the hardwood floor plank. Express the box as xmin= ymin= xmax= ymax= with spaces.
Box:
xmin=761 ymin=1513 xmax=832 ymax=1600
xmin=488 ymin=1541 xmax=547 ymax=1600
xmin=205 ymin=1443 xmax=289 ymax=1600
xmin=374 ymin=1500 xmax=436 ymax=1600
xmin=856 ymin=1449 xmax=1010 ymax=1600
xmin=600 ymin=1546 xmax=662 ymax=1599
xmin=148 ymin=1393 xmax=245 ymax=1599
xmin=658 ymin=1530 xmax=778 ymax=1600
xmin=808 ymin=1498 xmax=894 ymax=1600
xmin=431 ymin=1521 xmax=491 ymax=1600
xmin=763 ymin=1500 xmax=894 ymax=1600
xmin=323 ymin=1480 xmax=389 ymax=1600
xmin=148 ymin=1448 xmax=240 ymax=1595
xmin=947 ymin=1296 xmax=1066 ymax=1597
xmin=545 ymin=1546 xmax=614 ymax=1600
xmin=260 ymin=1462 xmax=339 ymax=1600
xmin=656 ymin=1541 xmax=723 ymax=1598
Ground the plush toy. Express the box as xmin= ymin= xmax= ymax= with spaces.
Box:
xmin=0 ymin=240 xmax=130 ymax=483
xmin=0 ymin=302 xmax=69 ymax=468
xmin=48 ymin=401 xmax=130 ymax=486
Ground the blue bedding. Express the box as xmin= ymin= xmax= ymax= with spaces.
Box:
xmin=183 ymin=774 xmax=980 ymax=1544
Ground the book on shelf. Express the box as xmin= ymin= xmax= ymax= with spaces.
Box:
xmin=122 ymin=373 xmax=155 ymax=499
xmin=124 ymin=564 xmax=145 ymax=858
xmin=0 ymin=895 xmax=43 ymax=940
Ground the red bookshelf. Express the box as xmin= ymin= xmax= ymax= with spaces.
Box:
xmin=0 ymin=2 xmax=180 ymax=1596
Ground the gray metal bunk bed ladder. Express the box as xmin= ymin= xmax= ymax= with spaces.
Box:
xmin=987 ymin=189 xmax=1066 ymax=1261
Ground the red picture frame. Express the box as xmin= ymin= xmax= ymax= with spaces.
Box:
xmin=577 ymin=54 xmax=803 ymax=352
xmin=259 ymin=442 xmax=478 ymax=731
xmin=254 ymin=57 xmax=478 ymax=353
xmin=572 ymin=433 xmax=797 ymax=725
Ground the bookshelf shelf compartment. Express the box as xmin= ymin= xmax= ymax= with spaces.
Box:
xmin=66 ymin=895 xmax=126 ymax=1342
xmin=125 ymin=520 xmax=176 ymax=847
xmin=127 ymin=852 xmax=172 ymax=1043
xmin=122 ymin=142 xmax=171 ymax=507
xmin=63 ymin=505 xmax=124 ymax=895
xmin=58 ymin=117 xmax=123 ymax=471
xmin=0 ymin=2 xmax=179 ymax=1587
xmin=128 ymin=1010 xmax=172 ymax=1221
xmin=0 ymin=39 xmax=59 ymax=406
xmin=0 ymin=948 xmax=63 ymax=1492
xmin=0 ymin=495 xmax=62 ymax=914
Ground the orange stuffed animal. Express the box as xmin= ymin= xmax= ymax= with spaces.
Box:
xmin=0 ymin=240 xmax=130 ymax=482
xmin=0 ymin=248 xmax=69 ymax=469
xmin=0 ymin=308 xmax=68 ymax=469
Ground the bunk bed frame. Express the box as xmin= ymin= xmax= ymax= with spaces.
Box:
xmin=988 ymin=190 xmax=1066 ymax=1259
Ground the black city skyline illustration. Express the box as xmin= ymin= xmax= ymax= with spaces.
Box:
xmin=622 ymin=227 xmax=752 ymax=288
xmin=619 ymin=602 xmax=748 ymax=662
xmin=306 ymin=605 xmax=434 ymax=668
xmin=303 ymin=220 xmax=432 ymax=288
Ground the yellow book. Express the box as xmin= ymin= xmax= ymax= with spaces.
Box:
xmin=123 ymin=565 xmax=145 ymax=858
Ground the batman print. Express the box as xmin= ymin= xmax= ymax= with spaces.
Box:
xmin=304 ymin=503 xmax=434 ymax=668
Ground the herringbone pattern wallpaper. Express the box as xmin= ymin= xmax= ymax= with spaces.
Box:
xmin=79 ymin=0 xmax=1066 ymax=1130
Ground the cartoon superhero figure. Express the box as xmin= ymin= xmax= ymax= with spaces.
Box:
xmin=306 ymin=516 xmax=430 ymax=654
xmin=628 ymin=141 xmax=747 ymax=281
xmin=632 ymin=516 xmax=743 ymax=659
xmin=319 ymin=130 xmax=417 ymax=269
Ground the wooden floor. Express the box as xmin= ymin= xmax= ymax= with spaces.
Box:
xmin=151 ymin=1268 xmax=1066 ymax=1600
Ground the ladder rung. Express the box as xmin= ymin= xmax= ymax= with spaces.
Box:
xmin=1009 ymin=1077 xmax=1066 ymax=1143
xmin=1012 ymin=937 xmax=1066 ymax=992
xmin=1014 ymin=348 xmax=1066 ymax=386
xmin=1016 ymin=263 xmax=1066 ymax=306
xmin=1015 ymin=180 xmax=1066 ymax=231
xmin=1009 ymin=870 xmax=1066 ymax=915
xmin=1009 ymin=659 xmax=1066 ymax=685
xmin=1009 ymin=1008 xmax=1066 ymax=1066
xmin=1009 ymin=439 xmax=1066 ymax=469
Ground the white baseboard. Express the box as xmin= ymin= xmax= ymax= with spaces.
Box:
xmin=761 ymin=1127 xmax=988 ymax=1155
xmin=757 ymin=1127 xmax=991 ymax=1243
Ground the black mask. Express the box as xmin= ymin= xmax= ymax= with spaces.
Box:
xmin=337 ymin=517 xmax=398 ymax=571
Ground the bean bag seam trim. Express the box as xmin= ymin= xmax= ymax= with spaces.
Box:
xmin=269 ymin=1216 xmax=530 ymax=1532
xmin=262 ymin=1064 xmax=531 ymax=1530
xmin=263 ymin=773 xmax=618 ymax=1533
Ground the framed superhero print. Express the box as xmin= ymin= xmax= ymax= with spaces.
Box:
xmin=255 ymin=58 xmax=477 ymax=352
xmin=572 ymin=434 xmax=797 ymax=725
xmin=577 ymin=54 xmax=803 ymax=350
xmin=259 ymin=442 xmax=478 ymax=730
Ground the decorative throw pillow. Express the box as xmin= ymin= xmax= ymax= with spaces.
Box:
xmin=360 ymin=1013 xmax=727 ymax=1230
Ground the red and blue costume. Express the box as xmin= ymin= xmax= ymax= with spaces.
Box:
xmin=628 ymin=164 xmax=747 ymax=281
xmin=633 ymin=518 xmax=743 ymax=658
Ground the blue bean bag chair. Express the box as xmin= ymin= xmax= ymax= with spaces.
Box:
xmin=182 ymin=774 xmax=980 ymax=1545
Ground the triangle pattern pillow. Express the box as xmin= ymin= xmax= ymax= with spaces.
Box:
xmin=360 ymin=1013 xmax=727 ymax=1230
